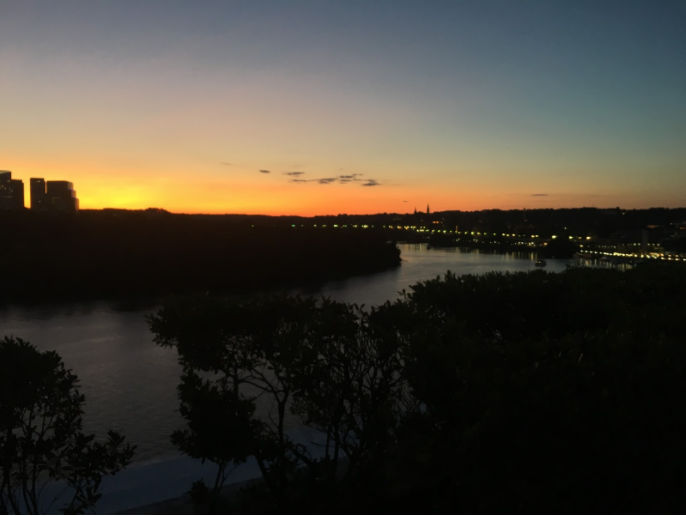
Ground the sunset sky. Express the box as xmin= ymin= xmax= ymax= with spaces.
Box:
xmin=1 ymin=0 xmax=684 ymax=215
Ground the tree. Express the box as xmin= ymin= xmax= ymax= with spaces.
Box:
xmin=0 ymin=337 xmax=135 ymax=514
xmin=149 ymin=294 xmax=316 ymax=509
xmin=149 ymin=294 xmax=411 ymax=511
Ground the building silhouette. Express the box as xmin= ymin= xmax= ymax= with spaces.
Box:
xmin=30 ymin=178 xmax=79 ymax=212
xmin=0 ymin=171 xmax=25 ymax=210
xmin=30 ymin=178 xmax=47 ymax=210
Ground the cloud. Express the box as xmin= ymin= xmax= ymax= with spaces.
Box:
xmin=220 ymin=162 xmax=232 ymax=166
xmin=288 ymin=174 xmax=382 ymax=187
xmin=403 ymin=200 xmax=408 ymax=202
xmin=531 ymin=193 xmax=548 ymax=196
xmin=283 ymin=171 xmax=305 ymax=176
xmin=259 ymin=169 xmax=271 ymax=174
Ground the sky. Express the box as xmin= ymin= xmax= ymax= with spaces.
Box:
xmin=1 ymin=0 xmax=685 ymax=215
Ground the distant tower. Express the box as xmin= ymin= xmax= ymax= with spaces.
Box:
xmin=30 ymin=178 xmax=47 ymax=210
xmin=427 ymin=203 xmax=430 ymax=214
xmin=414 ymin=207 xmax=417 ymax=215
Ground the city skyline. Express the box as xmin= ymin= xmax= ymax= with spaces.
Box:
xmin=1 ymin=1 xmax=685 ymax=216
xmin=0 ymin=171 xmax=79 ymax=212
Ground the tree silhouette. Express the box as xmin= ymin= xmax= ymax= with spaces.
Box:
xmin=149 ymin=294 xmax=412 ymax=511
xmin=0 ymin=337 xmax=135 ymax=514
xmin=150 ymin=263 xmax=686 ymax=513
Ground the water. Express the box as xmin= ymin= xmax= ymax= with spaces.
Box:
xmin=0 ymin=245 xmax=573 ymax=511
xmin=299 ymin=245 xmax=573 ymax=305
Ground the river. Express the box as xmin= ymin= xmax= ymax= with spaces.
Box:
xmin=0 ymin=245 xmax=574 ymax=512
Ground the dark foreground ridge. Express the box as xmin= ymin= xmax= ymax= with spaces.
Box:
xmin=0 ymin=210 xmax=400 ymax=303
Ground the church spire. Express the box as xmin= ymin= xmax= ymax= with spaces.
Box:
xmin=427 ymin=203 xmax=430 ymax=214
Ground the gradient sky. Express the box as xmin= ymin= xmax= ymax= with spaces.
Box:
xmin=1 ymin=0 xmax=685 ymax=215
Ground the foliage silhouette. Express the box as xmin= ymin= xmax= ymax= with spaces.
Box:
xmin=150 ymin=263 xmax=686 ymax=513
xmin=149 ymin=294 xmax=413 ymax=510
xmin=0 ymin=337 xmax=135 ymax=514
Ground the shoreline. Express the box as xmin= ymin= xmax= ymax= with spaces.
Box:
xmin=92 ymin=454 xmax=265 ymax=515
xmin=117 ymin=476 xmax=262 ymax=515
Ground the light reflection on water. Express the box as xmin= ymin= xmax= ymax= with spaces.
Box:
xmin=0 ymin=245 xmax=574 ymax=464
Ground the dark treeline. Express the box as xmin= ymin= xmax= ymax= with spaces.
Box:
xmin=0 ymin=210 xmax=400 ymax=303
xmin=310 ymin=207 xmax=686 ymax=237
xmin=319 ymin=207 xmax=686 ymax=256
xmin=150 ymin=263 xmax=686 ymax=513
xmin=4 ymin=205 xmax=685 ymax=302
xmin=438 ymin=207 xmax=686 ymax=236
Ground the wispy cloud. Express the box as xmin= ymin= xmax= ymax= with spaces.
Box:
xmin=220 ymin=162 xmax=231 ymax=166
xmin=531 ymin=193 xmax=548 ymax=196
xmin=286 ymin=173 xmax=381 ymax=187
xmin=259 ymin=169 xmax=271 ymax=174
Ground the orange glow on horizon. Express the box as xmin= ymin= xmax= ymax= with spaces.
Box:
xmin=6 ymin=156 xmax=686 ymax=217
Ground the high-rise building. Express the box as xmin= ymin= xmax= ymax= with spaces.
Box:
xmin=0 ymin=171 xmax=25 ymax=210
xmin=11 ymin=180 xmax=24 ymax=210
xmin=30 ymin=178 xmax=79 ymax=212
xmin=46 ymin=180 xmax=79 ymax=212
xmin=30 ymin=178 xmax=48 ymax=210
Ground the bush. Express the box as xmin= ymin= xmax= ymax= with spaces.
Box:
xmin=0 ymin=337 xmax=135 ymax=514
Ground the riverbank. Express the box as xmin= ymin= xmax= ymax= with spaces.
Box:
xmin=0 ymin=210 xmax=401 ymax=303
